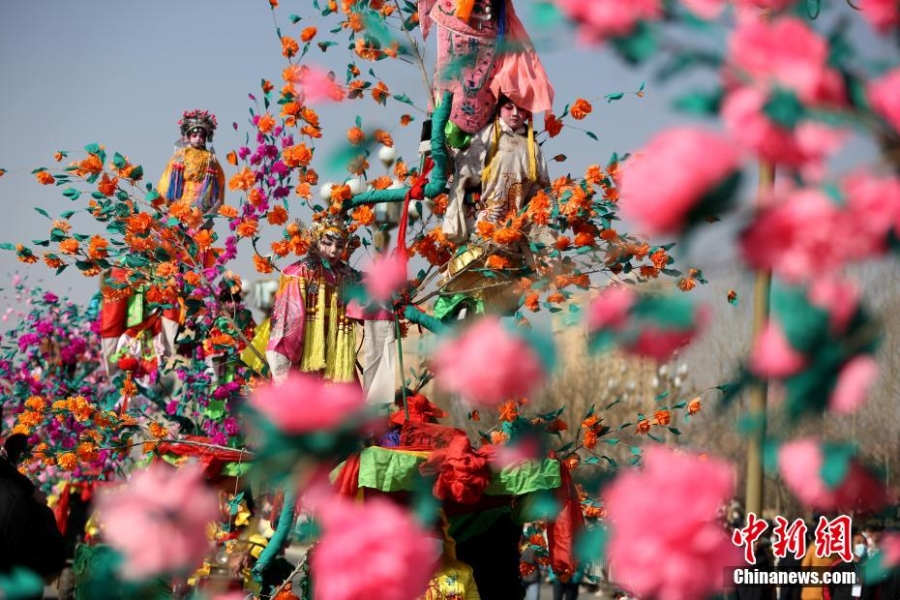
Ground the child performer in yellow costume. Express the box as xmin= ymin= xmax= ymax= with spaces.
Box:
xmin=265 ymin=216 xmax=362 ymax=383
xmin=157 ymin=109 xmax=225 ymax=215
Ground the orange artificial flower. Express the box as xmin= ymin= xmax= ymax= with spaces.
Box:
xmin=524 ymin=292 xmax=540 ymax=312
xmin=76 ymin=154 xmax=104 ymax=177
xmin=283 ymin=144 xmax=312 ymax=168
xmin=585 ymin=165 xmax=604 ymax=186
xmin=87 ymin=235 xmax=109 ymax=260
xmin=544 ymin=112 xmax=563 ymax=137
xmin=546 ymin=292 xmax=565 ymax=304
xmin=599 ymin=228 xmax=618 ymax=242
xmin=229 ymin=167 xmax=256 ymax=191
xmin=57 ymin=452 xmax=77 ymax=471
xmin=156 ymin=261 xmax=177 ymax=278
xmin=400 ymin=114 xmax=412 ymax=126
xmin=678 ymin=277 xmax=697 ymax=292
xmin=369 ymin=175 xmax=392 ymax=190
xmin=97 ymin=173 xmax=119 ymax=196
xmin=374 ymin=129 xmax=393 ymax=147
xmin=42 ymin=252 xmax=63 ymax=268
xmin=639 ymin=265 xmax=659 ymax=279
xmin=635 ymin=419 xmax=651 ymax=434
xmin=237 ymin=218 xmax=260 ymax=238
xmin=36 ymin=171 xmax=55 ymax=185
xmin=651 ymin=248 xmax=669 ymax=271
xmin=183 ymin=271 xmax=202 ymax=287
xmin=300 ymin=26 xmax=317 ymax=42
xmin=498 ymin=399 xmax=519 ymax=422
xmin=554 ymin=236 xmax=571 ymax=251
xmin=257 ymin=113 xmax=276 ymax=134
xmin=653 ymin=409 xmax=671 ymax=426
xmin=281 ymin=36 xmax=299 ymax=58
xmin=218 ymin=204 xmax=238 ymax=219
xmin=371 ymin=81 xmax=389 ymax=104
xmin=476 ymin=220 xmax=495 ymax=239
xmin=253 ymin=254 xmax=274 ymax=274
xmin=271 ymin=239 xmax=290 ymax=257
xmin=330 ymin=184 xmax=352 ymax=203
xmin=583 ymin=428 xmax=598 ymax=449
xmin=52 ymin=219 xmax=72 ymax=233
xmin=248 ymin=187 xmax=266 ymax=206
xmin=126 ymin=212 xmax=153 ymax=235
xmin=194 ymin=229 xmax=213 ymax=252
xmin=59 ymin=238 xmax=80 ymax=255
xmin=295 ymin=182 xmax=312 ymax=199
xmin=267 ymin=206 xmax=289 ymax=226
xmin=570 ymin=98 xmax=593 ymax=120
xmin=688 ymin=397 xmax=702 ymax=415
xmin=431 ymin=193 xmax=448 ymax=215
xmin=485 ymin=254 xmax=511 ymax=270
xmin=351 ymin=205 xmax=375 ymax=226
xmin=574 ymin=232 xmax=595 ymax=247
xmin=347 ymin=127 xmax=366 ymax=145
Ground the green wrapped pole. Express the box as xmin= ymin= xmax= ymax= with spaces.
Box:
xmin=403 ymin=304 xmax=447 ymax=334
xmin=252 ymin=485 xmax=297 ymax=582
xmin=343 ymin=91 xmax=453 ymax=210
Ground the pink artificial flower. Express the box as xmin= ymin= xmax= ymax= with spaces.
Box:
xmin=586 ymin=286 xmax=636 ymax=332
xmin=740 ymin=188 xmax=856 ymax=281
xmin=842 ymin=170 xmax=900 ymax=247
xmin=722 ymin=87 xmax=845 ymax=170
xmin=683 ymin=0 xmax=726 ymax=19
xmin=286 ymin=64 xmax=344 ymax=104
xmin=749 ymin=320 xmax=807 ymax=378
xmin=879 ymin=533 xmax=900 ymax=567
xmin=828 ymin=355 xmax=878 ymax=414
xmin=624 ymin=323 xmax=702 ymax=362
xmin=431 ymin=317 xmax=547 ymax=408
xmin=605 ymin=447 xmax=740 ymax=600
xmin=552 ymin=0 xmax=663 ymax=42
xmin=620 ymin=127 xmax=741 ymax=235
xmin=362 ymin=252 xmax=407 ymax=303
xmin=868 ymin=67 xmax=900 ymax=135
xmin=779 ymin=438 xmax=892 ymax=513
xmin=728 ymin=17 xmax=842 ymax=104
xmin=96 ymin=464 xmax=219 ymax=580
xmin=312 ymin=497 xmax=437 ymax=600
xmin=807 ymin=277 xmax=860 ymax=335
xmin=250 ymin=372 xmax=366 ymax=434
xmin=859 ymin=0 xmax=900 ymax=33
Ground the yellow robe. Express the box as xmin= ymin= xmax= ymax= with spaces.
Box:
xmin=157 ymin=146 xmax=225 ymax=214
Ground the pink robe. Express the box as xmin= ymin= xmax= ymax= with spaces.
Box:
xmin=421 ymin=0 xmax=554 ymax=133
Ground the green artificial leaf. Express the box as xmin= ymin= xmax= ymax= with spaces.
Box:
xmin=819 ymin=444 xmax=855 ymax=489
xmin=763 ymin=88 xmax=806 ymax=130
xmin=0 ymin=242 xmax=15 ymax=251
xmin=531 ymin=1 xmax=562 ymax=27
xmin=34 ymin=207 xmax=50 ymax=219
xmin=605 ymin=93 xmax=624 ymax=102
xmin=205 ymin=400 xmax=226 ymax=420
xmin=610 ymin=21 xmax=657 ymax=65
xmin=0 ymin=567 xmax=45 ymax=600
xmin=672 ymin=88 xmax=723 ymax=115
xmin=62 ymin=187 xmax=81 ymax=200
xmin=289 ymin=13 xmax=302 ymax=24
xmin=585 ymin=130 xmax=599 ymax=141
xmin=393 ymin=94 xmax=414 ymax=105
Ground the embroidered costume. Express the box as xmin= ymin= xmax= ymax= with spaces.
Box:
xmin=157 ymin=109 xmax=225 ymax=214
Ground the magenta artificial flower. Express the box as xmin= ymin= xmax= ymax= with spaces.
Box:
xmin=859 ymin=0 xmax=900 ymax=33
xmin=728 ymin=16 xmax=843 ymax=104
xmin=722 ymin=87 xmax=845 ymax=171
xmin=749 ymin=320 xmax=807 ymax=378
xmin=868 ymin=67 xmax=900 ymax=135
xmin=620 ymin=127 xmax=740 ymax=235
xmin=586 ymin=286 xmax=635 ymax=332
xmin=552 ymin=0 xmax=662 ymax=42
xmin=362 ymin=252 xmax=407 ymax=303
xmin=311 ymin=497 xmax=437 ymax=600
xmin=249 ymin=372 xmax=366 ymax=435
xmin=293 ymin=65 xmax=344 ymax=104
xmin=431 ymin=317 xmax=547 ymax=408
xmin=623 ymin=320 xmax=706 ymax=362
xmin=828 ymin=355 xmax=878 ymax=414
xmin=778 ymin=438 xmax=892 ymax=513
xmin=842 ymin=171 xmax=900 ymax=253
xmin=96 ymin=464 xmax=219 ymax=580
xmin=605 ymin=447 xmax=740 ymax=600
xmin=682 ymin=0 xmax=726 ymax=19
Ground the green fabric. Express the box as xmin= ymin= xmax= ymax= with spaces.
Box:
xmin=403 ymin=304 xmax=448 ymax=334
xmin=355 ymin=446 xmax=561 ymax=495
xmin=444 ymin=120 xmax=472 ymax=150
xmin=125 ymin=290 xmax=144 ymax=328
xmin=432 ymin=293 xmax=483 ymax=322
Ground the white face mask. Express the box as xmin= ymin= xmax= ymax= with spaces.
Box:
xmin=854 ymin=543 xmax=868 ymax=558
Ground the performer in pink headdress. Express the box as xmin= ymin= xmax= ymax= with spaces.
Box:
xmin=419 ymin=0 xmax=554 ymax=142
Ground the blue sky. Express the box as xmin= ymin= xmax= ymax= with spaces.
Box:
xmin=0 ymin=1 xmax=892 ymax=307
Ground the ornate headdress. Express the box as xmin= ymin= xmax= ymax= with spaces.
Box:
xmin=310 ymin=213 xmax=352 ymax=241
xmin=178 ymin=109 xmax=218 ymax=141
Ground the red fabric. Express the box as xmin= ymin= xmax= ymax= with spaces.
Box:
xmin=389 ymin=393 xmax=447 ymax=426
xmin=54 ymin=484 xmax=71 ymax=535
xmin=399 ymin=421 xmax=467 ymax=449
xmin=154 ymin=435 xmax=247 ymax=481
xmin=419 ymin=435 xmax=492 ymax=505
xmin=395 ymin=157 xmax=434 ymax=266
xmin=546 ymin=461 xmax=585 ymax=583
xmin=334 ymin=453 xmax=362 ymax=498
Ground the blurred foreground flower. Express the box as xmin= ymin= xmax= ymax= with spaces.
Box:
xmin=778 ymin=438 xmax=893 ymax=514
xmin=250 ymin=371 xmax=366 ymax=435
xmin=96 ymin=463 xmax=219 ymax=580
xmin=362 ymin=251 xmax=407 ymax=302
xmin=605 ymin=447 xmax=740 ymax=600
xmin=312 ymin=497 xmax=437 ymax=600
xmin=431 ymin=317 xmax=551 ymax=408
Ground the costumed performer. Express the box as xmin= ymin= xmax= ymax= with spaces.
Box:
xmin=265 ymin=215 xmax=362 ymax=383
xmin=438 ymin=94 xmax=551 ymax=319
xmin=157 ymin=109 xmax=225 ymax=216
xmin=418 ymin=0 xmax=554 ymax=146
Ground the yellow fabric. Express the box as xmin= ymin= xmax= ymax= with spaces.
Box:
xmin=455 ymin=0 xmax=475 ymax=20
xmin=240 ymin=317 xmax=271 ymax=374
xmin=157 ymin=146 xmax=225 ymax=208
xmin=423 ymin=559 xmax=481 ymax=600
xmin=294 ymin=274 xmax=356 ymax=383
